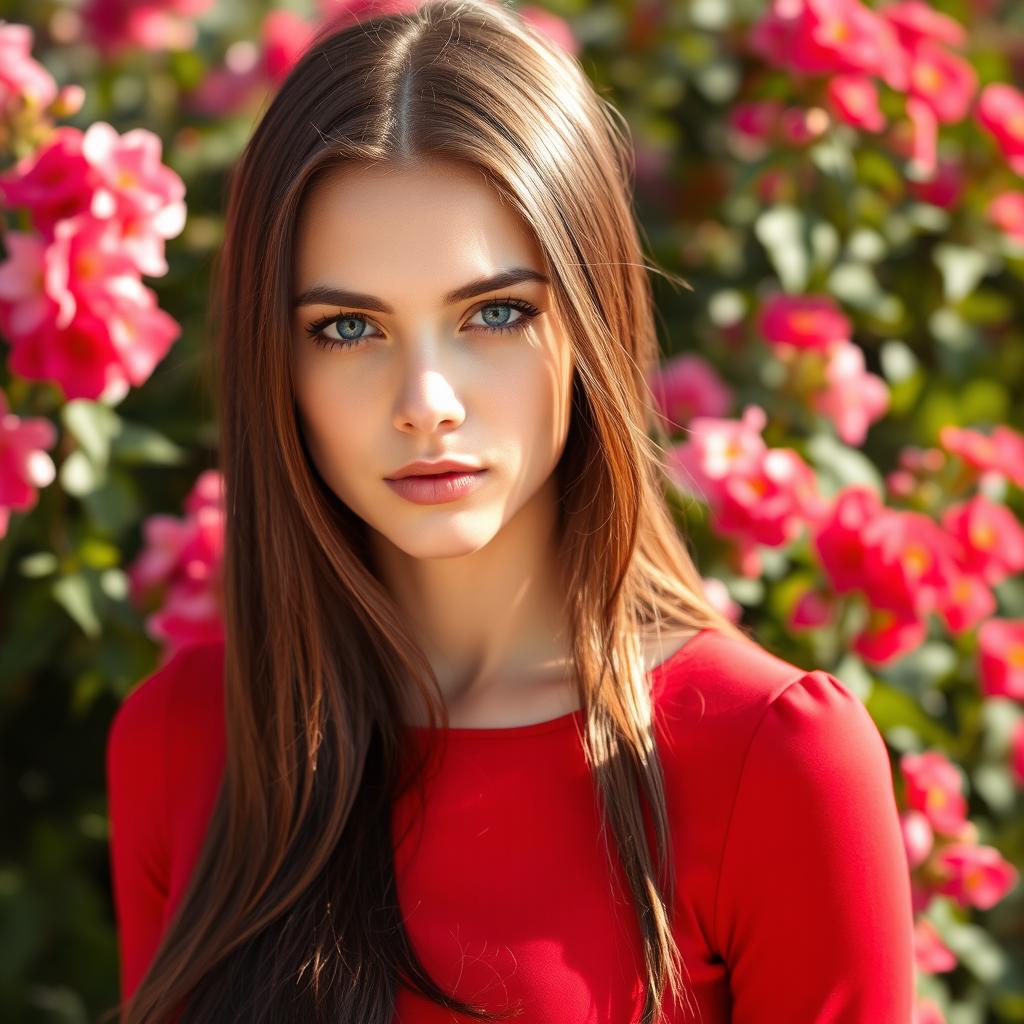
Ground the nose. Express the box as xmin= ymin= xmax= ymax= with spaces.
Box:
xmin=392 ymin=344 xmax=467 ymax=435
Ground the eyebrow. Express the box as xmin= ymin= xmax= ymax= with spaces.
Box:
xmin=292 ymin=267 xmax=550 ymax=313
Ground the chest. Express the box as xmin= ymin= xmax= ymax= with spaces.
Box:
xmin=390 ymin=734 xmax=653 ymax=1023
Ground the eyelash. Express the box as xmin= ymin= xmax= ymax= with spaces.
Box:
xmin=303 ymin=296 xmax=541 ymax=352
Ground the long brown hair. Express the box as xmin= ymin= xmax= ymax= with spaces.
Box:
xmin=110 ymin=1 xmax=749 ymax=1020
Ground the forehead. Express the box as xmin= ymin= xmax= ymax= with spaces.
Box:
xmin=293 ymin=159 xmax=545 ymax=298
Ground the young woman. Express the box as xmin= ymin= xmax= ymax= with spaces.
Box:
xmin=104 ymin=1 xmax=916 ymax=1021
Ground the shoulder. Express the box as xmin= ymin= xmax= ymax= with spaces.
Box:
xmin=651 ymin=626 xmax=830 ymax=747
xmin=704 ymin=649 xmax=914 ymax=1014
xmin=108 ymin=640 xmax=225 ymax=767
xmin=653 ymin=626 xmax=888 ymax=773
xmin=106 ymin=639 xmax=227 ymax=847
xmin=651 ymin=629 xmax=912 ymax=1006
xmin=651 ymin=627 xmax=896 ymax=859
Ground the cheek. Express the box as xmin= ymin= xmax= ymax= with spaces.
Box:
xmin=489 ymin=341 xmax=573 ymax=467
xmin=293 ymin=360 xmax=368 ymax=483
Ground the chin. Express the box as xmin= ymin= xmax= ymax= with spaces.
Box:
xmin=377 ymin=518 xmax=504 ymax=561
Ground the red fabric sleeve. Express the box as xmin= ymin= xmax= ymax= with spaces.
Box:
xmin=714 ymin=669 xmax=916 ymax=1022
xmin=105 ymin=658 xmax=173 ymax=1010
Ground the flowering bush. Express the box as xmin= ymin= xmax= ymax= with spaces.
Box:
xmin=1 ymin=1 xmax=1021 ymax=1020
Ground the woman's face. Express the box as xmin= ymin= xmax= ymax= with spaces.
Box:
xmin=291 ymin=158 xmax=576 ymax=560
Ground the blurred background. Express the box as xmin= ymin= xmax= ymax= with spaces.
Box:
xmin=0 ymin=0 xmax=1022 ymax=1020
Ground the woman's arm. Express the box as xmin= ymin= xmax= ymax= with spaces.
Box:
xmin=714 ymin=669 xmax=916 ymax=1022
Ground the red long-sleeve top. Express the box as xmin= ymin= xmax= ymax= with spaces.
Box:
xmin=106 ymin=626 xmax=916 ymax=1022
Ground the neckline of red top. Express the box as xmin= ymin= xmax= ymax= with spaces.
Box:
xmin=405 ymin=625 xmax=717 ymax=740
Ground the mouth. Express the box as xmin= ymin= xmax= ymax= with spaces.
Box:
xmin=384 ymin=468 xmax=488 ymax=505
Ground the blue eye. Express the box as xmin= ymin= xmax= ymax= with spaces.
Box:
xmin=303 ymin=296 xmax=542 ymax=352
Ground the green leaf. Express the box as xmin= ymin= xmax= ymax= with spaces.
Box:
xmin=18 ymin=552 xmax=59 ymax=578
xmin=880 ymin=641 xmax=957 ymax=696
xmin=934 ymin=244 xmax=991 ymax=304
xmin=111 ymin=420 xmax=187 ymax=466
xmin=80 ymin=466 xmax=141 ymax=536
xmin=832 ymin=652 xmax=874 ymax=702
xmin=879 ymin=339 xmax=919 ymax=383
xmin=928 ymin=900 xmax=1008 ymax=984
xmin=61 ymin=400 xmax=120 ymax=468
xmin=755 ymin=205 xmax=810 ymax=292
xmin=52 ymin=573 xmax=102 ymax=638
xmin=59 ymin=450 xmax=108 ymax=497
xmin=864 ymin=680 xmax=955 ymax=749
xmin=805 ymin=432 xmax=885 ymax=497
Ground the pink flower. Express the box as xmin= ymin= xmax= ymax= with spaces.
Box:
xmin=0 ymin=122 xmax=185 ymax=400
xmin=81 ymin=122 xmax=187 ymax=277
xmin=81 ymin=0 xmax=215 ymax=56
xmin=813 ymin=485 xmax=884 ymax=593
xmin=853 ymin=605 xmax=927 ymax=663
xmin=750 ymin=0 xmax=909 ymax=90
xmin=701 ymin=576 xmax=742 ymax=623
xmin=861 ymin=510 xmax=961 ymax=616
xmin=908 ymin=158 xmax=964 ymax=209
xmin=648 ymin=353 xmax=732 ymax=431
xmin=942 ymin=495 xmax=1024 ymax=587
xmin=913 ymin=917 xmax=956 ymax=974
xmin=184 ymin=467 xmax=225 ymax=516
xmin=987 ymin=190 xmax=1024 ymax=243
xmin=6 ymin=279 xmax=180 ymax=403
xmin=668 ymin=405 xmax=825 ymax=568
xmin=128 ymin=469 xmax=225 ymax=656
xmin=0 ymin=231 xmax=62 ymax=336
xmin=0 ymin=122 xmax=186 ymax=281
xmin=758 ymin=293 xmax=851 ymax=354
xmin=826 ymin=74 xmax=886 ymax=132
xmin=913 ymin=996 xmax=946 ymax=1024
xmin=978 ymin=82 xmax=1024 ymax=176
xmin=318 ymin=0 xmax=424 ymax=29
xmin=811 ymin=340 xmax=889 ymax=445
xmin=977 ymin=618 xmax=1024 ymax=700
xmin=935 ymin=571 xmax=996 ymax=636
xmin=0 ymin=217 xmax=140 ymax=344
xmin=0 ymin=23 xmax=58 ymax=114
xmin=728 ymin=100 xmax=785 ymax=141
xmin=931 ymin=842 xmax=1019 ymax=910
xmin=48 ymin=213 xmax=140 ymax=330
xmin=184 ymin=61 xmax=265 ymax=118
xmin=905 ymin=94 xmax=939 ymax=178
xmin=905 ymin=40 xmax=977 ymax=124
xmin=778 ymin=106 xmax=831 ymax=145
xmin=0 ymin=128 xmax=97 ymax=238
xmin=939 ymin=423 xmax=1024 ymax=488
xmin=814 ymin=487 xmax=961 ymax=628
xmin=900 ymin=808 xmax=934 ymax=869
xmin=788 ymin=587 xmax=835 ymax=630
xmin=879 ymin=0 xmax=966 ymax=48
xmin=52 ymin=85 xmax=86 ymax=120
xmin=262 ymin=10 xmax=317 ymax=85
xmin=900 ymin=750 xmax=968 ymax=837
xmin=812 ymin=489 xmax=967 ymax=662
xmin=716 ymin=447 xmax=822 ymax=546
xmin=0 ymin=390 xmax=57 ymax=539
xmin=519 ymin=6 xmax=579 ymax=55
xmin=671 ymin=404 xmax=768 ymax=488
xmin=8 ymin=308 xmax=120 ymax=402
xmin=1011 ymin=716 xmax=1024 ymax=788
xmin=129 ymin=515 xmax=195 ymax=597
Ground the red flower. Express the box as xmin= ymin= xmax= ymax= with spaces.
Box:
xmin=978 ymin=618 xmax=1024 ymax=700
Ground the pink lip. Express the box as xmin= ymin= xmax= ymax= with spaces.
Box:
xmin=385 ymin=469 xmax=487 ymax=505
